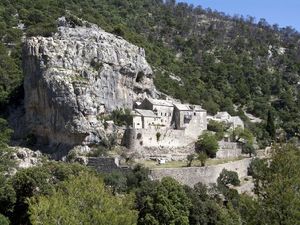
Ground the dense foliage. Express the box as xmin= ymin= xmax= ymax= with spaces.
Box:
xmin=196 ymin=132 xmax=219 ymax=158
xmin=29 ymin=172 xmax=138 ymax=225
xmin=0 ymin=144 xmax=299 ymax=224
xmin=0 ymin=0 xmax=300 ymax=141
xmin=0 ymin=162 xmax=89 ymax=225
xmin=1 ymin=1 xmax=300 ymax=224
xmin=136 ymin=177 xmax=191 ymax=225
xmin=249 ymin=144 xmax=300 ymax=225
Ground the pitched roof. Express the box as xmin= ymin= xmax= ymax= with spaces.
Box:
xmin=146 ymin=98 xmax=174 ymax=107
xmin=193 ymin=105 xmax=206 ymax=112
xmin=215 ymin=112 xmax=231 ymax=118
xmin=174 ymin=103 xmax=191 ymax=111
xmin=230 ymin=116 xmax=243 ymax=123
xmin=134 ymin=109 xmax=158 ymax=118
xmin=174 ymin=103 xmax=206 ymax=112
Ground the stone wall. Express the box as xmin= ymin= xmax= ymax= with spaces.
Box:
xmin=123 ymin=128 xmax=195 ymax=160
xmin=216 ymin=141 xmax=242 ymax=159
xmin=216 ymin=148 xmax=242 ymax=159
xmin=150 ymin=158 xmax=251 ymax=187
xmin=87 ymin=157 xmax=124 ymax=173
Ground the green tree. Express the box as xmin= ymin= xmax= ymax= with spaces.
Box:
xmin=242 ymin=142 xmax=255 ymax=157
xmin=217 ymin=169 xmax=240 ymax=187
xmin=207 ymin=120 xmax=228 ymax=140
xmin=0 ymin=174 xmax=16 ymax=217
xmin=184 ymin=182 xmax=241 ymax=225
xmin=109 ymin=108 xmax=133 ymax=127
xmin=266 ymin=110 xmax=276 ymax=139
xmin=0 ymin=214 xmax=9 ymax=225
xmin=232 ymin=127 xmax=254 ymax=144
xmin=196 ymin=132 xmax=219 ymax=158
xmin=249 ymin=144 xmax=300 ymax=225
xmin=187 ymin=154 xmax=195 ymax=167
xmin=198 ymin=152 xmax=208 ymax=167
xmin=104 ymin=171 xmax=127 ymax=194
xmin=10 ymin=162 xmax=88 ymax=225
xmin=136 ymin=177 xmax=191 ymax=225
xmin=0 ymin=118 xmax=15 ymax=172
xmin=0 ymin=118 xmax=12 ymax=146
xmin=29 ymin=172 xmax=137 ymax=225
xmin=126 ymin=164 xmax=150 ymax=190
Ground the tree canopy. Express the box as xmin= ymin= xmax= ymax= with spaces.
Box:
xmin=196 ymin=132 xmax=219 ymax=158
xmin=0 ymin=0 xmax=300 ymax=141
xmin=28 ymin=172 xmax=138 ymax=225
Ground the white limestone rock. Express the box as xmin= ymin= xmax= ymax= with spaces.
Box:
xmin=23 ymin=18 xmax=155 ymax=147
xmin=11 ymin=147 xmax=43 ymax=169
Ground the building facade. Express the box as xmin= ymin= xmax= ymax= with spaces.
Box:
xmin=124 ymin=98 xmax=208 ymax=160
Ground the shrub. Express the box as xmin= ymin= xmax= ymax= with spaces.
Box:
xmin=242 ymin=142 xmax=256 ymax=157
xmin=156 ymin=132 xmax=161 ymax=142
xmin=109 ymin=108 xmax=133 ymax=127
xmin=197 ymin=152 xmax=208 ymax=167
xmin=217 ymin=169 xmax=240 ymax=187
xmin=0 ymin=214 xmax=9 ymax=225
xmin=196 ymin=132 xmax=219 ymax=158
xmin=186 ymin=154 xmax=194 ymax=167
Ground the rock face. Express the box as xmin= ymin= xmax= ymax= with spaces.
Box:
xmin=23 ymin=18 xmax=155 ymax=148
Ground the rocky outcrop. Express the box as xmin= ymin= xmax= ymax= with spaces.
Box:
xmin=23 ymin=17 xmax=155 ymax=148
xmin=11 ymin=147 xmax=43 ymax=169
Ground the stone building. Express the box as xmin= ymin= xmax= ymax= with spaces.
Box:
xmin=124 ymin=98 xmax=208 ymax=159
xmin=209 ymin=112 xmax=244 ymax=130
xmin=173 ymin=104 xmax=207 ymax=139
xmin=132 ymin=109 xmax=160 ymax=129
xmin=137 ymin=98 xmax=174 ymax=127
xmin=133 ymin=98 xmax=207 ymax=134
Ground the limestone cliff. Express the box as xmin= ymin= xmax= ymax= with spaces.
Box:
xmin=23 ymin=18 xmax=155 ymax=147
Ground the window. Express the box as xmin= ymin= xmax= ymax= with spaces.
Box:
xmin=194 ymin=112 xmax=196 ymax=116
xmin=137 ymin=123 xmax=140 ymax=125
xmin=165 ymin=113 xmax=167 ymax=116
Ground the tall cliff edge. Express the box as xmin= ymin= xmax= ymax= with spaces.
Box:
xmin=23 ymin=18 xmax=155 ymax=148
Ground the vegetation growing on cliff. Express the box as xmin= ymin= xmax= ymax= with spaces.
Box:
xmin=1 ymin=1 xmax=300 ymax=224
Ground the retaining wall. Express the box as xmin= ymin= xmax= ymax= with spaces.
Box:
xmin=87 ymin=157 xmax=129 ymax=173
xmin=150 ymin=158 xmax=251 ymax=187
xmin=216 ymin=141 xmax=242 ymax=159
xmin=123 ymin=128 xmax=196 ymax=160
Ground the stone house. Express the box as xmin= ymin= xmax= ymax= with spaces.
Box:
xmin=229 ymin=116 xmax=244 ymax=129
xmin=173 ymin=103 xmax=207 ymax=139
xmin=124 ymin=98 xmax=245 ymax=160
xmin=210 ymin=111 xmax=244 ymax=130
xmin=132 ymin=109 xmax=160 ymax=129
xmin=137 ymin=98 xmax=174 ymax=127
xmin=134 ymin=98 xmax=207 ymax=134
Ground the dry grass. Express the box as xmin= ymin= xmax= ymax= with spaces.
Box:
xmin=138 ymin=156 xmax=246 ymax=169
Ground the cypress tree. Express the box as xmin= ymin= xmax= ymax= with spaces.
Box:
xmin=266 ymin=110 xmax=276 ymax=139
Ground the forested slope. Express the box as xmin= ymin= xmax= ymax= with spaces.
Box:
xmin=1 ymin=0 xmax=300 ymax=142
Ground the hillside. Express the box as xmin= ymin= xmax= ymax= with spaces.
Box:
xmin=1 ymin=0 xmax=300 ymax=144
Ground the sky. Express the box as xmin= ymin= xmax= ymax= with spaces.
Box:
xmin=179 ymin=0 xmax=300 ymax=31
